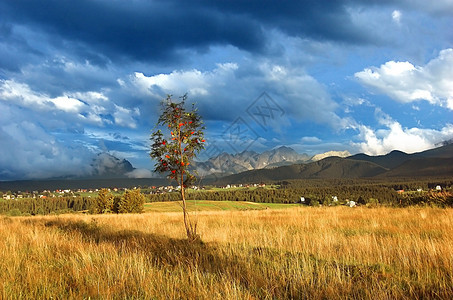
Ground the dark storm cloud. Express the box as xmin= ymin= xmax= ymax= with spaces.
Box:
xmin=0 ymin=0 xmax=264 ymax=63
xmin=0 ymin=23 xmax=43 ymax=73
xmin=1 ymin=0 xmax=378 ymax=65
xmin=195 ymin=0 xmax=372 ymax=44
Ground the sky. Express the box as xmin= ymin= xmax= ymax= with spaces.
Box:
xmin=0 ymin=0 xmax=452 ymax=180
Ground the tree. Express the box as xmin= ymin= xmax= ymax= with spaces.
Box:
xmin=93 ymin=188 xmax=114 ymax=214
xmin=150 ymin=94 xmax=205 ymax=241
xmin=118 ymin=189 xmax=145 ymax=213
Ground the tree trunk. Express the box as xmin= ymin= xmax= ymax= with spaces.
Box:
xmin=180 ymin=173 xmax=197 ymax=241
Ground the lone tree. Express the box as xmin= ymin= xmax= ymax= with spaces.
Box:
xmin=150 ymin=94 xmax=205 ymax=241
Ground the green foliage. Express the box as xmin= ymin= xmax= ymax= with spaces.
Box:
xmin=112 ymin=196 xmax=121 ymax=213
xmin=92 ymin=188 xmax=114 ymax=214
xmin=92 ymin=189 xmax=114 ymax=214
xmin=308 ymin=199 xmax=320 ymax=207
xmin=0 ymin=178 xmax=451 ymax=218
xmin=397 ymin=190 xmax=453 ymax=207
xmin=366 ymin=198 xmax=380 ymax=207
xmin=6 ymin=209 xmax=22 ymax=216
xmin=0 ymin=196 xmax=92 ymax=216
xmin=118 ymin=189 xmax=145 ymax=213
xmin=150 ymin=94 xmax=205 ymax=187
xmin=147 ymin=178 xmax=453 ymax=208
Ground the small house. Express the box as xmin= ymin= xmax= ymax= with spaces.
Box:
xmin=346 ymin=200 xmax=356 ymax=207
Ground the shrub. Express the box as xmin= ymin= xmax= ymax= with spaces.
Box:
xmin=92 ymin=189 xmax=114 ymax=214
xmin=366 ymin=197 xmax=380 ymax=207
xmin=308 ymin=199 xmax=320 ymax=207
xmin=118 ymin=189 xmax=145 ymax=213
xmin=7 ymin=209 xmax=22 ymax=216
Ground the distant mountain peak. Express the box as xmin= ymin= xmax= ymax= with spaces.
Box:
xmin=272 ymin=145 xmax=293 ymax=151
xmin=436 ymin=138 xmax=453 ymax=147
xmin=90 ymin=152 xmax=135 ymax=178
xmin=387 ymin=150 xmax=409 ymax=156
xmin=310 ymin=150 xmax=351 ymax=162
xmin=193 ymin=146 xmax=309 ymax=176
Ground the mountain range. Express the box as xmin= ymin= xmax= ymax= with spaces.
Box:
xmin=214 ymin=143 xmax=453 ymax=184
xmin=191 ymin=146 xmax=353 ymax=176
xmin=89 ymin=147 xmax=355 ymax=180
xmin=1 ymin=143 xmax=452 ymax=191
xmin=90 ymin=142 xmax=452 ymax=181
xmin=191 ymin=146 xmax=310 ymax=176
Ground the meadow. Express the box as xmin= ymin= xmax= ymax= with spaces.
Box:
xmin=1 ymin=205 xmax=452 ymax=299
xmin=144 ymin=200 xmax=298 ymax=212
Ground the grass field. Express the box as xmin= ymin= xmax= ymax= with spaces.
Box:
xmin=144 ymin=200 xmax=298 ymax=212
xmin=1 ymin=205 xmax=452 ymax=299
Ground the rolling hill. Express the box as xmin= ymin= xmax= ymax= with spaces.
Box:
xmin=347 ymin=150 xmax=411 ymax=169
xmin=378 ymin=157 xmax=453 ymax=178
xmin=347 ymin=143 xmax=453 ymax=169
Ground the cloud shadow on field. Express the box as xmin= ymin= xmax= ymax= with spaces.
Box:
xmin=41 ymin=218 xmax=276 ymax=298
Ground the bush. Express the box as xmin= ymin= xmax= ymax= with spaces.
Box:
xmin=366 ymin=197 xmax=380 ymax=207
xmin=308 ymin=199 xmax=320 ymax=207
xmin=92 ymin=189 xmax=114 ymax=214
xmin=6 ymin=209 xmax=22 ymax=216
xmin=112 ymin=196 xmax=121 ymax=213
xmin=118 ymin=189 xmax=145 ymax=213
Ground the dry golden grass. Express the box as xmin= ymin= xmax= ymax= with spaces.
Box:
xmin=1 ymin=206 xmax=452 ymax=299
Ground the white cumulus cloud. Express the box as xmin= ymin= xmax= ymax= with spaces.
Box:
xmin=51 ymin=95 xmax=86 ymax=113
xmin=354 ymin=110 xmax=453 ymax=155
xmin=131 ymin=63 xmax=238 ymax=98
xmin=355 ymin=48 xmax=453 ymax=110
xmin=0 ymin=79 xmax=85 ymax=112
xmin=392 ymin=10 xmax=402 ymax=24
xmin=0 ymin=79 xmax=115 ymax=124
xmin=113 ymin=105 xmax=140 ymax=129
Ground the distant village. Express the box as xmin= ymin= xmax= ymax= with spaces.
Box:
xmin=0 ymin=183 xmax=270 ymax=200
